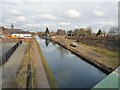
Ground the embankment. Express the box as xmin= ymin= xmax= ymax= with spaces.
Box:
xmin=35 ymin=39 xmax=58 ymax=88
xmin=50 ymin=37 xmax=118 ymax=74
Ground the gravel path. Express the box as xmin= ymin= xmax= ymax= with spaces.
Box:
xmin=0 ymin=42 xmax=28 ymax=88
xmin=31 ymin=40 xmax=50 ymax=88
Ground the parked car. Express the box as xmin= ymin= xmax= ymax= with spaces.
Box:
xmin=70 ymin=42 xmax=78 ymax=47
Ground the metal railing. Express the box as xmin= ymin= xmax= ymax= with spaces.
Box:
xmin=1 ymin=40 xmax=22 ymax=65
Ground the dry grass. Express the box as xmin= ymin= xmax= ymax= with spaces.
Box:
xmin=15 ymin=45 xmax=29 ymax=88
xmin=79 ymin=43 xmax=118 ymax=69
xmin=15 ymin=42 xmax=35 ymax=88
xmin=79 ymin=43 xmax=118 ymax=59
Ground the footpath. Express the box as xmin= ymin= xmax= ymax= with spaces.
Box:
xmin=0 ymin=42 xmax=28 ymax=88
xmin=31 ymin=39 xmax=50 ymax=88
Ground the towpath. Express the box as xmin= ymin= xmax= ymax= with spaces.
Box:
xmin=31 ymin=39 xmax=50 ymax=88
xmin=0 ymin=42 xmax=28 ymax=88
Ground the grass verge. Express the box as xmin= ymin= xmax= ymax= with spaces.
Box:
xmin=29 ymin=41 xmax=36 ymax=88
xmin=15 ymin=44 xmax=29 ymax=88
xmin=15 ymin=42 xmax=35 ymax=88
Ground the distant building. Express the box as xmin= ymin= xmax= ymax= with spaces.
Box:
xmin=67 ymin=30 xmax=74 ymax=36
xmin=0 ymin=26 xmax=11 ymax=36
xmin=12 ymin=32 xmax=32 ymax=38
xmin=57 ymin=29 xmax=66 ymax=36
xmin=0 ymin=27 xmax=4 ymax=34
xmin=0 ymin=25 xmax=23 ymax=37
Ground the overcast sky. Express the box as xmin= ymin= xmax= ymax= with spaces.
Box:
xmin=0 ymin=0 xmax=118 ymax=32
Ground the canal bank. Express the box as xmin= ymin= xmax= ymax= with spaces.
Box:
xmin=50 ymin=36 xmax=118 ymax=74
xmin=36 ymin=35 xmax=107 ymax=88
xmin=34 ymin=38 xmax=57 ymax=88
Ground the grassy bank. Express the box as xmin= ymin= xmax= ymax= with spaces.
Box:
xmin=79 ymin=43 xmax=118 ymax=70
xmin=51 ymin=37 xmax=118 ymax=73
xmin=29 ymin=42 xmax=36 ymax=88
xmin=35 ymin=39 xmax=58 ymax=88
xmin=79 ymin=43 xmax=118 ymax=59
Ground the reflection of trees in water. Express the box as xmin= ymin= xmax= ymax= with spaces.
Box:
xmin=57 ymin=46 xmax=70 ymax=60
xmin=45 ymin=39 xmax=49 ymax=47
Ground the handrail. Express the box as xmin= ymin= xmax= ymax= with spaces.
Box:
xmin=1 ymin=40 xmax=22 ymax=65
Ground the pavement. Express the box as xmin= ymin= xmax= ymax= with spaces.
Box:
xmin=31 ymin=39 xmax=50 ymax=88
xmin=0 ymin=42 xmax=28 ymax=88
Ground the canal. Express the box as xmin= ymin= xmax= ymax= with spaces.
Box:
xmin=35 ymin=35 xmax=107 ymax=88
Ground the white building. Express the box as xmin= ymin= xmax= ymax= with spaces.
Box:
xmin=12 ymin=33 xmax=32 ymax=38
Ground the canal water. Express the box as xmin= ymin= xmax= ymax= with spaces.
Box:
xmin=36 ymin=35 xmax=107 ymax=88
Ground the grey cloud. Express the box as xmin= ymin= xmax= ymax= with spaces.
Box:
xmin=1 ymin=2 xmax=118 ymax=32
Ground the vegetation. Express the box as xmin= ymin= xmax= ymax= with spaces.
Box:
xmin=73 ymin=27 xmax=92 ymax=37
xmin=79 ymin=43 xmax=118 ymax=59
xmin=79 ymin=43 xmax=118 ymax=69
xmin=96 ymin=29 xmax=102 ymax=36
xmin=15 ymin=44 xmax=29 ymax=88
xmin=45 ymin=27 xmax=49 ymax=36
xmin=108 ymin=27 xmax=118 ymax=36
xmin=35 ymin=40 xmax=58 ymax=88
xmin=15 ymin=42 xmax=35 ymax=88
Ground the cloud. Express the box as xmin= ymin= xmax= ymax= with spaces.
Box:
xmin=74 ymin=26 xmax=79 ymax=28
xmin=4 ymin=19 xmax=16 ymax=23
xmin=92 ymin=21 xmax=115 ymax=26
xmin=34 ymin=14 xmax=56 ymax=20
xmin=2 ymin=2 xmax=117 ymax=32
xmin=25 ymin=23 xmax=41 ymax=28
xmin=9 ymin=9 xmax=22 ymax=15
xmin=93 ymin=10 xmax=105 ymax=17
xmin=15 ymin=16 xmax=26 ymax=22
xmin=65 ymin=9 xmax=81 ymax=18
xmin=42 ymin=23 xmax=55 ymax=26
xmin=59 ymin=22 xmax=71 ymax=26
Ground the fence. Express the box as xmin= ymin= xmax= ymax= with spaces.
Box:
xmin=1 ymin=40 xmax=22 ymax=65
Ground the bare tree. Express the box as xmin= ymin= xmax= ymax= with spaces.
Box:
xmin=108 ymin=27 xmax=118 ymax=36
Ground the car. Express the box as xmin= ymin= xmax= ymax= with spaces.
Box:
xmin=70 ymin=42 xmax=78 ymax=47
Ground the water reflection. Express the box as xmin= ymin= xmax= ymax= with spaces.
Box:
xmin=45 ymin=39 xmax=50 ymax=47
xmin=57 ymin=46 xmax=70 ymax=60
xmin=35 ymin=35 xmax=107 ymax=88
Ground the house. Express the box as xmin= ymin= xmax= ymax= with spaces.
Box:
xmin=0 ymin=27 xmax=3 ymax=34
xmin=0 ymin=26 xmax=23 ymax=37
xmin=67 ymin=30 xmax=74 ymax=36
